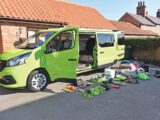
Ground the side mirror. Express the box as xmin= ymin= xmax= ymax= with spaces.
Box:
xmin=44 ymin=50 xmax=49 ymax=54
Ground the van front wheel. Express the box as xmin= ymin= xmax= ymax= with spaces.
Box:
xmin=27 ymin=70 xmax=49 ymax=92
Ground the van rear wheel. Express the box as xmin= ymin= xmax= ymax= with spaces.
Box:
xmin=27 ymin=69 xmax=49 ymax=92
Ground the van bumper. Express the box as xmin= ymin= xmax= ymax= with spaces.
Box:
xmin=0 ymin=75 xmax=16 ymax=85
xmin=0 ymin=64 xmax=32 ymax=89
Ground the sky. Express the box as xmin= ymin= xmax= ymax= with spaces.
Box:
xmin=67 ymin=0 xmax=160 ymax=20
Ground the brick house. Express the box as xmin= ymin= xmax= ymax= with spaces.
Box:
xmin=0 ymin=0 xmax=115 ymax=53
xmin=120 ymin=1 xmax=160 ymax=35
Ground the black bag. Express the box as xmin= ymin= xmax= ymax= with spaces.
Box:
xmin=141 ymin=64 xmax=149 ymax=72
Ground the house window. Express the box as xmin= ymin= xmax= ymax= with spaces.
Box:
xmin=97 ymin=33 xmax=115 ymax=47
xmin=28 ymin=31 xmax=36 ymax=37
xmin=27 ymin=28 xmax=39 ymax=38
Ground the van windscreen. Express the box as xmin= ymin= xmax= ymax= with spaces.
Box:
xmin=17 ymin=32 xmax=55 ymax=49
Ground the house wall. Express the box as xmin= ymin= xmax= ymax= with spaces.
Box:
xmin=155 ymin=25 xmax=160 ymax=35
xmin=1 ymin=25 xmax=27 ymax=51
xmin=120 ymin=14 xmax=141 ymax=27
xmin=141 ymin=25 xmax=160 ymax=35
xmin=0 ymin=25 xmax=3 ymax=53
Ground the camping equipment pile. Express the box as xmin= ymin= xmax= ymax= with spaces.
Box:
xmin=63 ymin=60 xmax=158 ymax=99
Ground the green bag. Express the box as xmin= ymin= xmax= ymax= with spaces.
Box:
xmin=83 ymin=86 xmax=106 ymax=99
xmin=91 ymin=76 xmax=107 ymax=84
xmin=113 ymin=81 xmax=126 ymax=86
xmin=115 ymin=74 xmax=127 ymax=81
xmin=137 ymin=73 xmax=149 ymax=80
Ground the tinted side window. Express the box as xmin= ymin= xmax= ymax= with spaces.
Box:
xmin=118 ymin=34 xmax=125 ymax=45
xmin=47 ymin=31 xmax=75 ymax=53
xmin=97 ymin=34 xmax=115 ymax=47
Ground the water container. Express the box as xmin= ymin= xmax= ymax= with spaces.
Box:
xmin=104 ymin=69 xmax=116 ymax=78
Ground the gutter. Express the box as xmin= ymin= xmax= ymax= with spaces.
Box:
xmin=0 ymin=17 xmax=68 ymax=27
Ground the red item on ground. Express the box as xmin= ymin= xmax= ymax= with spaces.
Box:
xmin=63 ymin=85 xmax=77 ymax=93
xmin=66 ymin=85 xmax=77 ymax=91
xmin=112 ymin=85 xmax=121 ymax=89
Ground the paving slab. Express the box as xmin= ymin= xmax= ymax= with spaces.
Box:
xmin=0 ymin=70 xmax=102 ymax=111
xmin=0 ymin=69 xmax=160 ymax=120
xmin=0 ymin=77 xmax=160 ymax=120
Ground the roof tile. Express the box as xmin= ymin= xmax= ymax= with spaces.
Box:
xmin=146 ymin=15 xmax=160 ymax=25
xmin=110 ymin=20 xmax=158 ymax=36
xmin=127 ymin=12 xmax=155 ymax=26
xmin=0 ymin=0 xmax=115 ymax=29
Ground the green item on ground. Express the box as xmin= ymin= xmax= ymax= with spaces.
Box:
xmin=91 ymin=76 xmax=107 ymax=84
xmin=83 ymin=86 xmax=106 ymax=99
xmin=114 ymin=77 xmax=121 ymax=81
xmin=113 ymin=80 xmax=126 ymax=86
xmin=145 ymin=72 xmax=151 ymax=76
xmin=137 ymin=73 xmax=149 ymax=80
xmin=115 ymin=74 xmax=127 ymax=81
xmin=101 ymin=81 xmax=110 ymax=91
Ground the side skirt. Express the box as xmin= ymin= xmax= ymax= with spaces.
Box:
xmin=52 ymin=78 xmax=77 ymax=86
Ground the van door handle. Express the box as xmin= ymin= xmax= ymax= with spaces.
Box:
xmin=68 ymin=58 xmax=77 ymax=61
xmin=100 ymin=51 xmax=104 ymax=54
xmin=118 ymin=53 xmax=124 ymax=56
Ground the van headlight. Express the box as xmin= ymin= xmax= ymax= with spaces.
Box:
xmin=6 ymin=52 xmax=31 ymax=67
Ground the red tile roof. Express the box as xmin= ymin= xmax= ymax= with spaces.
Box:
xmin=0 ymin=0 xmax=115 ymax=29
xmin=110 ymin=20 xmax=158 ymax=36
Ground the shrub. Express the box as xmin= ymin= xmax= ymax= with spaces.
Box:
xmin=125 ymin=37 xmax=160 ymax=48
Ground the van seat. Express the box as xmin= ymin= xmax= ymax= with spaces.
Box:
xmin=79 ymin=55 xmax=93 ymax=64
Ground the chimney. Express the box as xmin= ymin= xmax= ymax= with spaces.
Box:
xmin=137 ymin=1 xmax=148 ymax=17
xmin=157 ymin=9 xmax=160 ymax=18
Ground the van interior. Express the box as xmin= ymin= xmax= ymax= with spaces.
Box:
xmin=77 ymin=33 xmax=96 ymax=71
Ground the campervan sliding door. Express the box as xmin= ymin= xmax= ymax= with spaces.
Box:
xmin=96 ymin=32 xmax=117 ymax=67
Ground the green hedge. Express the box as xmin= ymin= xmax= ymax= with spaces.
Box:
xmin=125 ymin=37 xmax=160 ymax=48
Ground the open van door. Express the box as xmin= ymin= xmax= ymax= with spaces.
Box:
xmin=116 ymin=32 xmax=125 ymax=60
xmin=96 ymin=32 xmax=117 ymax=67
xmin=44 ymin=27 xmax=79 ymax=80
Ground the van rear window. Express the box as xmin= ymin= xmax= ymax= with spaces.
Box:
xmin=97 ymin=34 xmax=115 ymax=47
xmin=118 ymin=34 xmax=125 ymax=45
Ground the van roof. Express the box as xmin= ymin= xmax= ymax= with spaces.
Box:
xmin=39 ymin=27 xmax=123 ymax=33
xmin=79 ymin=28 xmax=116 ymax=32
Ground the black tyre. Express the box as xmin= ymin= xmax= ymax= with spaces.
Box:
xmin=27 ymin=69 xmax=49 ymax=92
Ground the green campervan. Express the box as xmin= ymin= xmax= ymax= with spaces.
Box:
xmin=0 ymin=27 xmax=125 ymax=91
